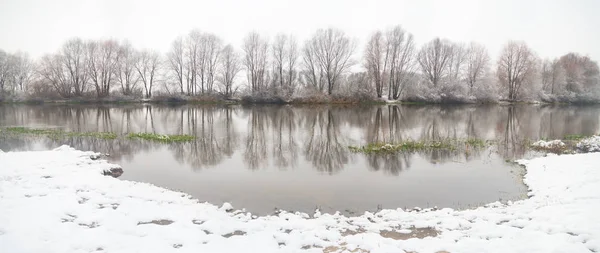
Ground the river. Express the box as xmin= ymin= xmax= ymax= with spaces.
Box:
xmin=1 ymin=104 xmax=599 ymax=215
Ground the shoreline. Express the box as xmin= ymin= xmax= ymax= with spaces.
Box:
xmin=1 ymin=98 xmax=599 ymax=106
xmin=1 ymin=146 xmax=599 ymax=252
xmin=2 ymin=94 xmax=600 ymax=106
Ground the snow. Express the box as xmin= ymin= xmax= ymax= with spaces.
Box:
xmin=220 ymin=202 xmax=234 ymax=212
xmin=577 ymin=135 xmax=600 ymax=152
xmin=1 ymin=146 xmax=600 ymax=253
xmin=531 ymin=139 xmax=565 ymax=148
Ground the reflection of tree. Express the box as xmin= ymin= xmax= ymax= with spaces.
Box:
xmin=363 ymin=105 xmax=495 ymax=173
xmin=3 ymin=104 xmax=600 ymax=175
xmin=539 ymin=105 xmax=599 ymax=139
xmin=142 ymin=106 xmax=155 ymax=133
xmin=500 ymin=106 xmax=528 ymax=159
xmin=0 ymin=136 xmax=36 ymax=151
xmin=47 ymin=137 xmax=143 ymax=162
xmin=418 ymin=107 xmax=464 ymax=164
xmin=365 ymin=106 xmax=412 ymax=174
xmin=366 ymin=153 xmax=411 ymax=176
xmin=244 ymin=107 xmax=268 ymax=170
xmin=170 ymin=106 xmax=237 ymax=170
xmin=304 ymin=108 xmax=348 ymax=174
xmin=0 ymin=135 xmax=146 ymax=164
xmin=269 ymin=106 xmax=298 ymax=170
xmin=183 ymin=107 xmax=221 ymax=169
xmin=220 ymin=107 xmax=239 ymax=157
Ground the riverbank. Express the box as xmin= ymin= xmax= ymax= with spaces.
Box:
xmin=1 ymin=145 xmax=599 ymax=252
xmin=2 ymin=95 xmax=599 ymax=105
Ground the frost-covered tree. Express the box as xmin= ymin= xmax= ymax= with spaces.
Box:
xmin=201 ymin=33 xmax=222 ymax=94
xmin=417 ymin=38 xmax=454 ymax=87
xmin=87 ymin=40 xmax=120 ymax=98
xmin=243 ymin=32 xmax=269 ymax=94
xmin=62 ymin=38 xmax=89 ymax=97
xmin=271 ymin=33 xmax=298 ymax=97
xmin=364 ymin=31 xmax=386 ymax=98
xmin=465 ymin=42 xmax=490 ymax=93
xmin=38 ymin=54 xmax=71 ymax=97
xmin=116 ymin=41 xmax=139 ymax=96
xmin=497 ymin=41 xmax=538 ymax=101
xmin=134 ymin=50 xmax=161 ymax=98
xmin=446 ymin=42 xmax=468 ymax=81
xmin=302 ymin=28 xmax=355 ymax=95
xmin=0 ymin=50 xmax=10 ymax=95
xmin=540 ymin=58 xmax=563 ymax=95
xmin=166 ymin=36 xmax=188 ymax=94
xmin=385 ymin=26 xmax=416 ymax=100
xmin=184 ymin=30 xmax=223 ymax=95
xmin=218 ymin=44 xmax=241 ymax=98
xmin=558 ymin=53 xmax=599 ymax=94
xmin=364 ymin=26 xmax=416 ymax=99
xmin=11 ymin=52 xmax=34 ymax=93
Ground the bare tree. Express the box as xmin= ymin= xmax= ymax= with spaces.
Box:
xmin=285 ymin=35 xmax=299 ymax=97
xmin=243 ymin=32 xmax=269 ymax=94
xmin=558 ymin=53 xmax=600 ymax=93
xmin=62 ymin=38 xmax=88 ymax=96
xmin=116 ymin=41 xmax=139 ymax=96
xmin=302 ymin=28 xmax=355 ymax=95
xmin=87 ymin=40 xmax=120 ymax=98
xmin=0 ymin=50 xmax=11 ymax=95
xmin=271 ymin=33 xmax=299 ymax=97
xmin=465 ymin=42 xmax=490 ymax=92
xmin=417 ymin=38 xmax=454 ymax=87
xmin=386 ymin=26 xmax=416 ymax=99
xmin=0 ymin=50 xmax=9 ymax=94
xmin=167 ymin=36 xmax=188 ymax=94
xmin=38 ymin=54 xmax=71 ymax=97
xmin=12 ymin=52 xmax=34 ymax=92
xmin=272 ymin=34 xmax=286 ymax=95
xmin=186 ymin=30 xmax=201 ymax=95
xmin=135 ymin=50 xmax=161 ymax=98
xmin=218 ymin=44 xmax=241 ymax=98
xmin=0 ymin=52 xmax=33 ymax=94
xmin=301 ymin=40 xmax=325 ymax=92
xmin=203 ymin=33 xmax=222 ymax=94
xmin=540 ymin=58 xmax=563 ymax=94
xmin=447 ymin=42 xmax=468 ymax=80
xmin=364 ymin=31 xmax=387 ymax=98
xmin=497 ymin=41 xmax=538 ymax=101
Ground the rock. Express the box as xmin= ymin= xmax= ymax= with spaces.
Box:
xmin=103 ymin=167 xmax=123 ymax=178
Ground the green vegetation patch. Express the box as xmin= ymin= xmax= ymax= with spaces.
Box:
xmin=67 ymin=132 xmax=117 ymax=140
xmin=1 ymin=127 xmax=196 ymax=143
xmin=563 ymin=134 xmax=592 ymax=141
xmin=5 ymin=127 xmax=60 ymax=135
xmin=349 ymin=141 xmax=454 ymax=154
xmin=349 ymin=138 xmax=489 ymax=154
xmin=465 ymin=138 xmax=487 ymax=147
xmin=3 ymin=127 xmax=117 ymax=140
xmin=127 ymin=133 xmax=195 ymax=143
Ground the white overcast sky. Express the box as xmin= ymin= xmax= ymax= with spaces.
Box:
xmin=1 ymin=0 xmax=599 ymax=63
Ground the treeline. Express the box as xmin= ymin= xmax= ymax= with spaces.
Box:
xmin=0 ymin=26 xmax=599 ymax=103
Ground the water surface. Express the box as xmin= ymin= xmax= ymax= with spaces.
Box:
xmin=1 ymin=104 xmax=598 ymax=215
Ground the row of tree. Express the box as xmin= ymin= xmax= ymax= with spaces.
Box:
xmin=1 ymin=26 xmax=599 ymax=102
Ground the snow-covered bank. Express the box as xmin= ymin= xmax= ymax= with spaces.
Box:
xmin=1 ymin=147 xmax=599 ymax=253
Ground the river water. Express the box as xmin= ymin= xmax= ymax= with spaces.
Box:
xmin=1 ymin=104 xmax=599 ymax=215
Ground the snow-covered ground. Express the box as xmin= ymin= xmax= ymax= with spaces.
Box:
xmin=577 ymin=136 xmax=600 ymax=153
xmin=531 ymin=139 xmax=565 ymax=149
xmin=1 ymin=146 xmax=599 ymax=253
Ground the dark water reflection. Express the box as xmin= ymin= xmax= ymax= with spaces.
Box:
xmin=1 ymin=104 xmax=599 ymax=215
